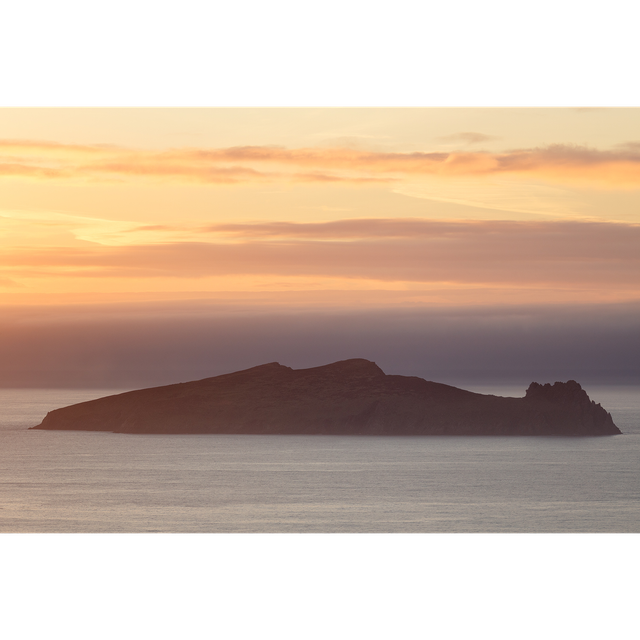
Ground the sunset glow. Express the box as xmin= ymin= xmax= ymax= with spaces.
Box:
xmin=1 ymin=108 xmax=639 ymax=386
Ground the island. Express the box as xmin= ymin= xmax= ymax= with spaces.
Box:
xmin=31 ymin=359 xmax=621 ymax=436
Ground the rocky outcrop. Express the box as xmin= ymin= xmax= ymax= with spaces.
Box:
xmin=31 ymin=359 xmax=621 ymax=436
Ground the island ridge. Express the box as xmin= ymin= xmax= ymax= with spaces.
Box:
xmin=31 ymin=359 xmax=621 ymax=436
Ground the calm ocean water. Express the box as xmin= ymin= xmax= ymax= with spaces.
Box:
xmin=1 ymin=385 xmax=638 ymax=533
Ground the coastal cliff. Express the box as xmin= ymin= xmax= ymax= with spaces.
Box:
xmin=31 ymin=359 xmax=621 ymax=436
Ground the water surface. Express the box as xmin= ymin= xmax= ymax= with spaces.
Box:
xmin=1 ymin=386 xmax=638 ymax=533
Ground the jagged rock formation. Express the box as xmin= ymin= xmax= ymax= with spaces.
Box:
xmin=31 ymin=359 xmax=621 ymax=436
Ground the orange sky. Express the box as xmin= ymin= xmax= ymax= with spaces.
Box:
xmin=1 ymin=109 xmax=640 ymax=386
xmin=1 ymin=108 xmax=639 ymax=309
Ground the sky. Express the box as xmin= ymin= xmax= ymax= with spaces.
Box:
xmin=1 ymin=108 xmax=639 ymax=387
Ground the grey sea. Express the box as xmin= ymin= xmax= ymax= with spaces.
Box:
xmin=1 ymin=384 xmax=639 ymax=533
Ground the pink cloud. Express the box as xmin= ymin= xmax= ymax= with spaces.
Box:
xmin=3 ymin=139 xmax=639 ymax=186
xmin=2 ymin=220 xmax=638 ymax=288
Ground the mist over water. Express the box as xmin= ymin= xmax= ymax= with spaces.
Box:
xmin=2 ymin=301 xmax=639 ymax=388
xmin=0 ymin=385 xmax=638 ymax=533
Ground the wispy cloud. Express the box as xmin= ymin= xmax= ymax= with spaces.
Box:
xmin=0 ymin=209 xmax=141 ymax=246
xmin=435 ymin=132 xmax=499 ymax=145
xmin=2 ymin=220 xmax=638 ymax=291
xmin=0 ymin=276 xmax=21 ymax=288
xmin=0 ymin=139 xmax=122 ymax=154
xmin=126 ymin=224 xmax=179 ymax=233
xmin=2 ymin=139 xmax=640 ymax=187
xmin=0 ymin=163 xmax=70 ymax=179
xmin=615 ymin=141 xmax=640 ymax=152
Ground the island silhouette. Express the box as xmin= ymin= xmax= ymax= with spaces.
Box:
xmin=31 ymin=359 xmax=620 ymax=436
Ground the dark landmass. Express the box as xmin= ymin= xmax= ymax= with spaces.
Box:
xmin=31 ymin=359 xmax=621 ymax=436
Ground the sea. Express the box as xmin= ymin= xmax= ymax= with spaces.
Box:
xmin=1 ymin=384 xmax=639 ymax=533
